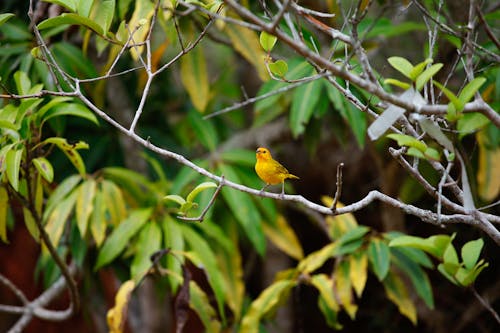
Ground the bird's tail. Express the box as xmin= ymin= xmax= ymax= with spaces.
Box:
xmin=287 ymin=174 xmax=300 ymax=180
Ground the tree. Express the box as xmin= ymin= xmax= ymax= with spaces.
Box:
xmin=0 ymin=0 xmax=498 ymax=332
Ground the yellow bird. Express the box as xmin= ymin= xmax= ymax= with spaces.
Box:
xmin=255 ymin=147 xmax=299 ymax=196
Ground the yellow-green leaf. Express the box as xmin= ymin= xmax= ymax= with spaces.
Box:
xmin=90 ymin=190 xmax=106 ymax=247
xmin=5 ymin=147 xmax=23 ymax=191
xmin=225 ymin=17 xmax=268 ymax=81
xmin=259 ymin=31 xmax=277 ymax=52
xmin=180 ymin=44 xmax=209 ymax=112
xmin=268 ymin=59 xmax=288 ymax=77
xmin=349 ymin=251 xmax=368 ymax=297
xmin=388 ymin=56 xmax=413 ymax=79
xmin=310 ymin=274 xmax=339 ymax=312
xmin=189 ymin=281 xmax=222 ymax=333
xmin=263 ymin=215 xmax=304 ymax=260
xmin=41 ymin=137 xmax=88 ymax=176
xmin=76 ymin=178 xmax=97 ymax=236
xmin=383 ymin=272 xmax=417 ymax=325
xmin=44 ymin=191 xmax=78 ymax=248
xmin=101 ymin=180 xmax=126 ymax=226
xmin=477 ymin=131 xmax=500 ymax=201
xmin=321 ymin=198 xmax=358 ymax=240
xmin=240 ymin=280 xmax=296 ymax=333
xmin=131 ymin=221 xmax=162 ymax=281
xmin=384 ymin=78 xmax=411 ymax=90
xmin=23 ymin=207 xmax=39 ymax=241
xmin=333 ymin=260 xmax=357 ymax=319
xmin=127 ymin=0 xmax=155 ymax=60
xmin=297 ymin=242 xmax=338 ymax=274
xmin=0 ymin=187 xmax=9 ymax=243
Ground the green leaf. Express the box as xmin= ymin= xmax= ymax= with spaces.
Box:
xmin=162 ymin=215 xmax=185 ymax=293
xmin=44 ymin=174 xmax=82 ymax=219
xmin=41 ymin=102 xmax=99 ymax=126
xmin=409 ymin=58 xmax=433 ymax=80
xmin=131 ymin=221 xmax=162 ymax=281
xmin=220 ymin=149 xmax=255 ymax=167
xmin=416 ymin=63 xmax=443 ymax=91
xmin=188 ymin=110 xmax=218 ymax=151
xmin=189 ymin=281 xmax=222 ymax=333
xmin=388 ymin=56 xmax=414 ymax=79
xmin=0 ymin=13 xmax=15 ymax=27
xmin=457 ymin=112 xmax=490 ymax=139
xmin=14 ymin=71 xmax=31 ymax=95
xmin=92 ymin=0 xmax=115 ymax=34
xmin=90 ymin=190 xmax=106 ymax=247
xmin=458 ymin=77 xmax=486 ymax=105
xmin=240 ymin=280 xmax=296 ymax=333
xmin=163 ymin=194 xmax=186 ymax=206
xmin=218 ymin=164 xmax=266 ymax=255
xmin=180 ymin=45 xmax=209 ymax=112
xmin=392 ymin=248 xmax=434 ymax=308
xmin=368 ymin=238 xmax=390 ymax=281
xmin=387 ymin=133 xmax=427 ymax=152
xmin=384 ymin=78 xmax=411 ymax=90
xmin=433 ymin=80 xmax=462 ymax=111
xmin=75 ymin=178 xmax=97 ymax=236
xmin=186 ymin=182 xmax=217 ymax=203
xmin=43 ymin=0 xmax=77 ymax=12
xmin=290 ymin=76 xmax=322 ymax=137
xmin=32 ymin=157 xmax=54 ymax=183
xmin=338 ymin=225 xmax=370 ymax=245
xmin=5 ymin=147 xmax=23 ymax=191
xmin=389 ymin=234 xmax=451 ymax=259
xmin=259 ymin=31 xmax=277 ymax=52
xmin=38 ymin=13 xmax=104 ymax=35
xmin=181 ymin=225 xmax=227 ymax=319
xmin=461 ymin=238 xmax=483 ymax=270
xmin=268 ymin=59 xmax=288 ymax=77
xmin=95 ymin=208 xmax=153 ymax=270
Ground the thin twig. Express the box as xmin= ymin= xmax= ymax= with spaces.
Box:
xmin=331 ymin=163 xmax=344 ymax=213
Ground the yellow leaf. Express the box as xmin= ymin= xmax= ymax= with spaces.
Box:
xmin=263 ymin=215 xmax=304 ymax=260
xmin=180 ymin=40 xmax=210 ymax=112
xmin=224 ymin=14 xmax=268 ymax=81
xmin=76 ymin=178 xmax=97 ymax=237
xmin=349 ymin=251 xmax=368 ymax=297
xmin=333 ymin=260 xmax=357 ymax=319
xmin=383 ymin=272 xmax=417 ymax=325
xmin=297 ymin=242 xmax=338 ymax=274
xmin=477 ymin=130 xmax=500 ymax=201
xmin=107 ymin=280 xmax=136 ymax=333
xmin=128 ymin=0 xmax=155 ymax=61
xmin=310 ymin=274 xmax=340 ymax=312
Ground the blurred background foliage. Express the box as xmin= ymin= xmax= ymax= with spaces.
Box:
xmin=0 ymin=0 xmax=499 ymax=332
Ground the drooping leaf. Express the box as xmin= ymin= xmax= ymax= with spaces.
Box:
xmin=333 ymin=259 xmax=357 ymax=319
xmin=181 ymin=46 xmax=210 ymax=112
xmin=477 ymin=130 xmax=500 ymax=201
xmin=189 ymin=281 xmax=222 ymax=333
xmin=0 ymin=187 xmax=8 ymax=243
xmin=95 ymin=208 xmax=153 ymax=270
xmin=44 ymin=191 xmax=78 ymax=248
xmin=457 ymin=112 xmax=490 ymax=139
xmin=368 ymin=238 xmax=390 ymax=281
xmin=127 ymin=0 xmax=155 ymax=60
xmin=383 ymin=272 xmax=417 ymax=324
xmin=310 ymin=274 xmax=340 ymax=316
xmin=92 ymin=0 xmax=115 ymax=34
xmin=240 ymin=280 xmax=296 ymax=333
xmin=0 ymin=13 xmax=15 ymax=27
xmin=41 ymin=137 xmax=88 ymax=176
xmin=218 ymin=164 xmax=265 ymax=255
xmin=297 ymin=242 xmax=339 ymax=274
xmin=90 ymin=190 xmax=106 ymax=247
xmin=131 ymin=221 xmax=162 ymax=281
xmin=290 ymin=76 xmax=322 ymax=137
xmin=181 ymin=226 xmax=227 ymax=320
xmin=162 ymin=215 xmax=185 ymax=293
xmin=349 ymin=251 xmax=368 ymax=298
xmin=107 ymin=280 xmax=135 ymax=333
xmin=76 ymin=178 xmax=97 ymax=236
xmin=5 ymin=147 xmax=24 ymax=191
xmin=263 ymin=215 xmax=304 ymax=260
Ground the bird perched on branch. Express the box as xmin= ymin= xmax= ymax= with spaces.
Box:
xmin=255 ymin=147 xmax=299 ymax=197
